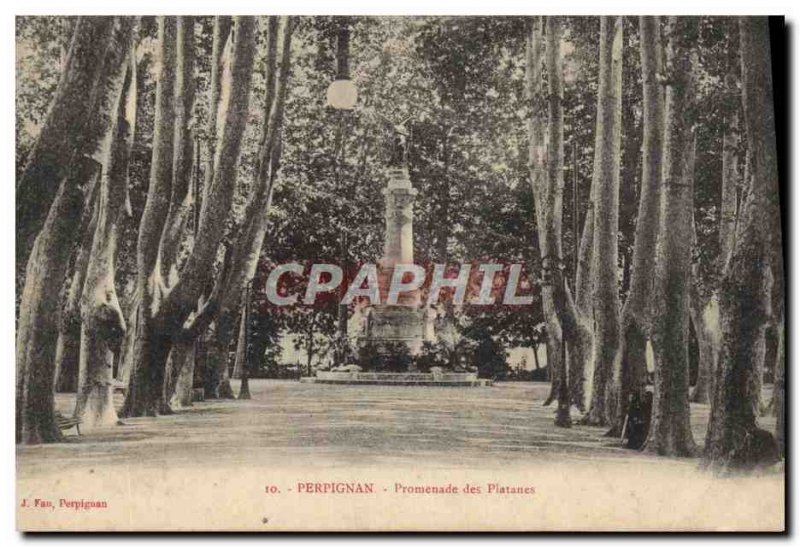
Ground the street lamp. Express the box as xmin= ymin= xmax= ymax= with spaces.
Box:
xmin=326 ymin=79 xmax=358 ymax=110
xmin=326 ymin=18 xmax=357 ymax=110
xmin=328 ymin=17 xmax=355 ymax=366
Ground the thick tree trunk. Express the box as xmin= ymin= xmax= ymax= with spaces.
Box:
xmin=158 ymin=15 xmax=257 ymax=336
xmin=121 ymin=312 xmax=174 ymax=417
xmin=571 ymin=200 xmax=593 ymax=411
xmin=121 ymin=16 xmax=257 ymax=417
xmin=164 ymin=291 xmax=209 ymax=406
xmin=16 ymin=17 xmax=134 ymax=444
xmin=527 ymin=19 xmax=558 ymax=409
xmin=205 ymin=317 xmax=236 ymax=399
xmin=54 ymin=322 xmax=81 ymax=393
xmin=647 ymin=16 xmax=698 ymax=457
xmin=685 ymin=139 xmax=714 ymax=407
xmin=166 ymin=338 xmax=196 ymax=408
xmin=691 ymin=72 xmax=741 ymax=406
xmin=239 ymin=376 xmax=252 ymax=400
xmin=526 ymin=17 xmax=590 ymax=427
xmin=75 ymin=25 xmax=136 ymax=430
xmin=159 ymin=16 xmax=196 ymax=284
xmin=703 ymin=17 xmax=780 ymax=471
xmin=201 ymin=16 xmax=232 ymax=215
xmin=607 ymin=16 xmax=664 ymax=434
xmin=585 ymin=16 xmax=623 ymax=427
xmin=55 ymin=171 xmax=101 ymax=393
xmin=16 ymin=159 xmax=98 ymax=443
xmin=720 ymin=89 xmax=740 ymax=271
xmin=704 ymin=199 xmax=776 ymax=469
xmin=222 ymin=16 xmax=290 ymax=312
xmin=16 ymin=17 xmax=115 ymax=274
xmin=203 ymin=17 xmax=293 ymax=399
xmin=116 ymin=289 xmax=140 ymax=386
xmin=689 ymin=293 xmax=716 ymax=404
xmin=119 ymin=16 xmax=178 ymax=418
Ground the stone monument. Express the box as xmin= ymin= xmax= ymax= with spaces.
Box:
xmin=309 ymin=124 xmax=490 ymax=386
xmin=358 ymin=161 xmax=426 ymax=358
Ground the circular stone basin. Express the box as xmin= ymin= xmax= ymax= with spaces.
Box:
xmin=302 ymin=371 xmax=492 ymax=387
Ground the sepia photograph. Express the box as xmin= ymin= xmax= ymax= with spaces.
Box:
xmin=13 ymin=10 xmax=786 ymax=532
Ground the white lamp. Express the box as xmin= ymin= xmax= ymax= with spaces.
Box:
xmin=326 ymin=79 xmax=358 ymax=110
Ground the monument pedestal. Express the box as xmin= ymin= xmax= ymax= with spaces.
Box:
xmin=358 ymin=166 xmax=425 ymax=367
xmin=359 ymin=305 xmax=425 ymax=355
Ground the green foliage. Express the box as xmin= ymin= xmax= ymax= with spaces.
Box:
xmin=356 ymin=341 xmax=412 ymax=372
xmin=466 ymin=324 xmax=509 ymax=379
xmin=15 ymin=15 xmax=747 ymax=367
xmin=15 ymin=16 xmax=73 ymax=171
xmin=356 ymin=341 xmax=382 ymax=371
xmin=414 ymin=341 xmax=448 ymax=372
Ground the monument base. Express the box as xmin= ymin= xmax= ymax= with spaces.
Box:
xmin=358 ymin=305 xmax=425 ymax=365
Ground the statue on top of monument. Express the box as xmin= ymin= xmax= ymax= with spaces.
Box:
xmin=377 ymin=112 xmax=413 ymax=167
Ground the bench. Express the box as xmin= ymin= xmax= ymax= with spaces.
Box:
xmin=55 ymin=412 xmax=81 ymax=436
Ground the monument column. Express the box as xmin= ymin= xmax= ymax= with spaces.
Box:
xmin=358 ymin=124 xmax=426 ymax=360
xmin=382 ymin=167 xmax=417 ymax=267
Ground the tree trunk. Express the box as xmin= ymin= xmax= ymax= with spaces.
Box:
xmin=703 ymin=17 xmax=780 ymax=471
xmin=647 ymin=16 xmax=698 ymax=457
xmin=165 ymin=293 xmax=210 ymax=407
xmin=203 ymin=16 xmax=293 ymax=398
xmin=16 ymin=17 xmax=133 ymax=444
xmin=75 ymin=26 xmax=136 ymax=429
xmin=55 ymin=169 xmax=101 ymax=393
xmin=607 ymin=16 xmax=664 ymax=434
xmin=239 ymin=373 xmax=252 ymax=401
xmin=685 ymin=138 xmax=714 ymax=407
xmin=690 ymin=69 xmax=741 ymax=406
xmin=527 ymin=19 xmax=558 ymax=409
xmin=232 ymin=299 xmax=247 ymax=381
xmin=167 ymin=338 xmax=196 ymax=408
xmin=571 ymin=200 xmax=594 ymax=411
xmin=159 ymin=16 xmax=196 ymax=284
xmin=689 ymin=293 xmax=716 ymax=404
xmin=116 ymin=289 xmax=140 ymax=386
xmin=119 ymin=16 xmax=178 ymax=417
xmin=121 ymin=16 xmax=257 ymax=417
xmin=526 ymin=17 xmax=590 ymax=427
xmin=54 ymin=321 xmax=82 ymax=393
xmin=234 ymin=287 xmax=252 ymax=400
xmin=201 ymin=16 xmax=232 ymax=215
xmin=16 ymin=17 xmax=115 ymax=275
xmin=720 ymin=82 xmax=740 ymax=271
xmin=205 ymin=316 xmax=236 ymax=399
xmin=16 ymin=159 xmax=99 ymax=443
xmin=586 ymin=16 xmax=623 ymax=427
xmin=307 ymin=326 xmax=315 ymax=376
xmin=774 ymin=321 xmax=785 ymax=457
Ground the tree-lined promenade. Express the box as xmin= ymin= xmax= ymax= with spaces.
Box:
xmin=16 ymin=380 xmax=783 ymax=530
xmin=16 ymin=16 xmax=783 ymax=473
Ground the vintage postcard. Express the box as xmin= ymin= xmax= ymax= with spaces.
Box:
xmin=15 ymin=14 xmax=785 ymax=531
